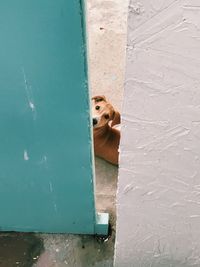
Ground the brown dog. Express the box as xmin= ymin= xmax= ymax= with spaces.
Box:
xmin=92 ymin=95 xmax=120 ymax=165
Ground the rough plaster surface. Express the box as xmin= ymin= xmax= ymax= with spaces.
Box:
xmin=115 ymin=0 xmax=200 ymax=266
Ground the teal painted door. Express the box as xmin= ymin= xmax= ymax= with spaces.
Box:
xmin=0 ymin=1 xmax=107 ymax=234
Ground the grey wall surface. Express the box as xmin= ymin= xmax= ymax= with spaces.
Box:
xmin=114 ymin=0 xmax=200 ymax=266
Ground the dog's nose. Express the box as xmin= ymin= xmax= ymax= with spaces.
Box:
xmin=93 ymin=118 xmax=98 ymax=126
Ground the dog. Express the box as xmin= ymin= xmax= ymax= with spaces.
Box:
xmin=92 ymin=95 xmax=120 ymax=165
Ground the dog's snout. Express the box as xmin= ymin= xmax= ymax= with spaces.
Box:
xmin=93 ymin=118 xmax=98 ymax=126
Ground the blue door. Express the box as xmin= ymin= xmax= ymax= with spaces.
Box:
xmin=0 ymin=0 xmax=108 ymax=234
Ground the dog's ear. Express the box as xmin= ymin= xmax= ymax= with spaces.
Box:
xmin=92 ymin=95 xmax=106 ymax=103
xmin=111 ymin=110 xmax=121 ymax=127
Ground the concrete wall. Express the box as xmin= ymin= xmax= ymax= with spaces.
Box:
xmin=114 ymin=0 xmax=200 ymax=266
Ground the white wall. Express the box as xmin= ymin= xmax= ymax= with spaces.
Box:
xmin=115 ymin=0 xmax=200 ymax=266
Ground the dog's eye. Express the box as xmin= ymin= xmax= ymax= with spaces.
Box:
xmin=95 ymin=106 xmax=100 ymax=110
xmin=104 ymin=114 xmax=109 ymax=120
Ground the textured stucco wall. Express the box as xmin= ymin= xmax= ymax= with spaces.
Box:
xmin=114 ymin=0 xmax=200 ymax=266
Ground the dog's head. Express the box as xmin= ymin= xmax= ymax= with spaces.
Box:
xmin=92 ymin=95 xmax=118 ymax=128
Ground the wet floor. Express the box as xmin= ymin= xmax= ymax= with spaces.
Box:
xmin=0 ymin=233 xmax=44 ymax=267
xmin=0 ymin=221 xmax=114 ymax=267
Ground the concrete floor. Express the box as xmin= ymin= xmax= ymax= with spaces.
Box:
xmin=0 ymin=1 xmax=128 ymax=266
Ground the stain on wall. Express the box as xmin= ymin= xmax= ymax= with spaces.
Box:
xmin=115 ymin=0 xmax=200 ymax=266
